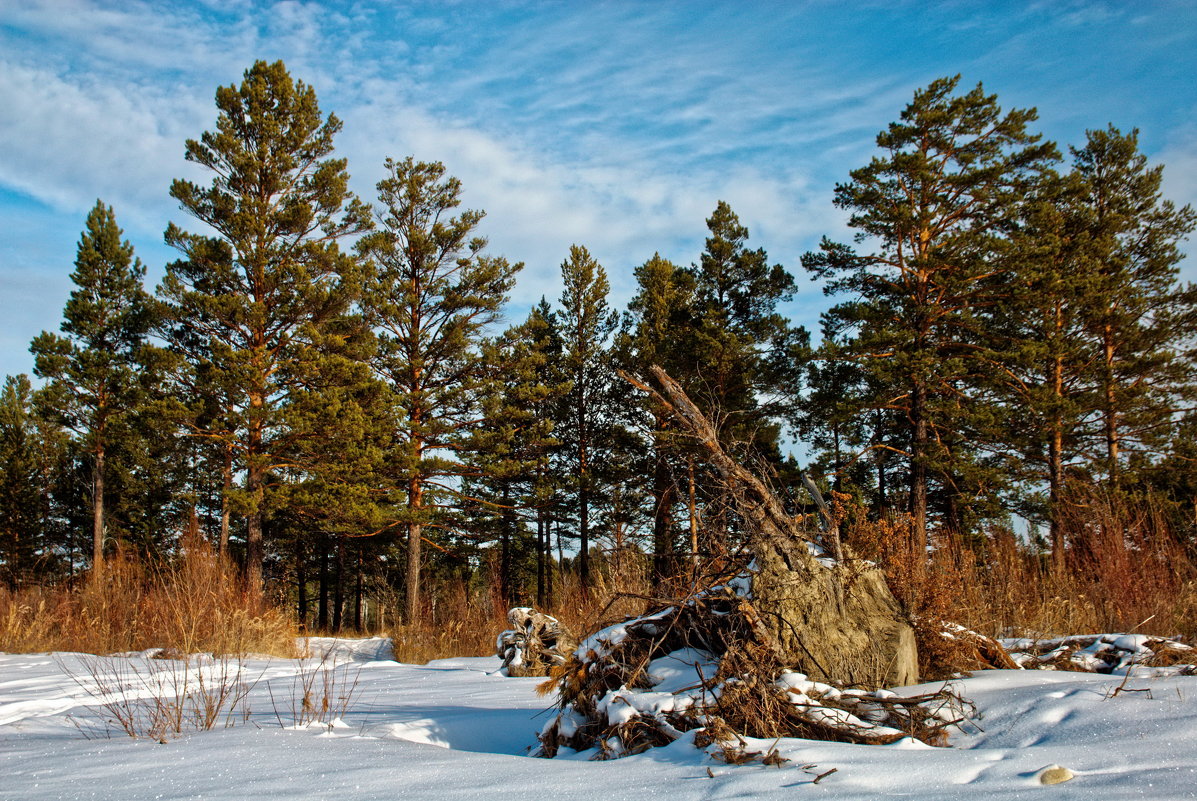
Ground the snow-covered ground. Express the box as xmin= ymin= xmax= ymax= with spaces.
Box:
xmin=3 ymin=638 xmax=1196 ymax=800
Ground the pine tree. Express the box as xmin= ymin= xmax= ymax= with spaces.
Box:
xmin=160 ymin=60 xmax=371 ymax=599
xmin=677 ymin=203 xmax=807 ymax=555
xmin=557 ymin=245 xmax=619 ymax=587
xmin=523 ymin=299 xmax=571 ymax=605
xmin=468 ymin=308 xmax=568 ymax=607
xmin=1071 ymin=126 xmax=1197 ymax=487
xmin=356 ymin=156 xmax=521 ymax=623
xmin=803 ymin=76 xmax=1058 ymax=549
xmin=31 ymin=201 xmax=154 ymax=578
xmin=987 ymin=168 xmax=1099 ymax=558
xmin=794 ymin=323 xmax=874 ymax=497
xmin=0 ymin=375 xmax=61 ymax=582
xmin=620 ymin=253 xmax=698 ymax=577
xmin=687 ymin=202 xmax=805 ymax=453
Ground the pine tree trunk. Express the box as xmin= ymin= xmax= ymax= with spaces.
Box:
xmin=536 ymin=510 xmax=547 ymax=608
xmin=317 ymin=546 xmax=329 ymax=630
xmin=245 ymin=385 xmax=265 ymax=605
xmin=651 ymin=435 xmax=677 ymax=580
xmin=296 ymin=534 xmax=308 ymax=630
xmin=219 ymin=442 xmax=233 ymax=559
xmin=1048 ymin=350 xmax=1067 ymax=569
xmin=333 ymin=537 xmax=344 ymax=632
xmin=354 ymin=553 xmax=363 ymax=631
xmin=1103 ymin=325 xmax=1120 ymax=489
xmin=500 ymin=484 xmax=512 ymax=605
xmin=405 ymin=476 xmax=424 ymax=624
xmin=909 ymin=380 xmax=929 ymax=557
xmin=875 ymin=411 xmax=888 ymax=516
xmin=578 ymin=410 xmax=590 ymax=586
xmin=91 ymin=446 xmax=104 ymax=577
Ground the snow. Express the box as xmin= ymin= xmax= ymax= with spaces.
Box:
xmin=4 ymin=640 xmax=1197 ymax=799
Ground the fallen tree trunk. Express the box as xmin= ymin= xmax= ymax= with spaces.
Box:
xmin=624 ymin=365 xmax=918 ymax=688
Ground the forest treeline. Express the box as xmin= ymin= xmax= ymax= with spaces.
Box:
xmin=2 ymin=63 xmax=1195 ymax=629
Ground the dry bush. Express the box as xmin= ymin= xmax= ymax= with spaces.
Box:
xmin=64 ymin=652 xmax=258 ymax=742
xmin=0 ymin=534 xmax=295 ymax=657
xmin=269 ymin=649 xmax=363 ymax=730
xmin=390 ymin=576 xmax=508 ymax=664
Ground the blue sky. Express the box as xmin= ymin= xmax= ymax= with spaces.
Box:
xmin=2 ymin=0 xmax=1196 ymax=381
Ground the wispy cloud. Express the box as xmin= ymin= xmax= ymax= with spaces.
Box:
xmin=1 ymin=0 xmax=1195 ymax=380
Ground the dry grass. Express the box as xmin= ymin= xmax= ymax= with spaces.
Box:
xmin=385 ymin=564 xmax=654 ymax=665
xmin=0 ymin=534 xmax=295 ymax=657
xmin=841 ymin=488 xmax=1197 ymax=676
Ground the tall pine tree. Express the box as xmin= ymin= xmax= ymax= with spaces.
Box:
xmin=356 ymin=156 xmax=521 ymax=623
xmin=1071 ymin=126 xmax=1197 ymax=488
xmin=803 ymin=76 xmax=1058 ymax=549
xmin=557 ymin=245 xmax=618 ymax=587
xmin=161 ymin=60 xmax=371 ymax=599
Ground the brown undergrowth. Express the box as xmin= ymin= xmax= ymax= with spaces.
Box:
xmin=841 ymin=489 xmax=1197 ymax=678
xmin=389 ymin=565 xmax=653 ymax=664
xmin=0 ymin=534 xmax=295 ymax=657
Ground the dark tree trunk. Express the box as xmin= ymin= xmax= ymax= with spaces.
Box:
xmin=332 ymin=537 xmax=345 ymax=632
xmin=317 ymin=546 xmax=329 ymax=630
xmin=651 ymin=438 xmax=677 ymax=580
xmin=296 ymin=534 xmax=308 ymax=630
xmin=91 ymin=446 xmax=105 ymax=577
xmin=536 ymin=509 xmax=547 ymax=607
xmin=354 ymin=552 xmax=363 ymax=631
xmin=909 ymin=380 xmax=929 ymax=557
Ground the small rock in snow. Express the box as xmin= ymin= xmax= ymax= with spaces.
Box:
xmin=1038 ymin=764 xmax=1075 ymax=785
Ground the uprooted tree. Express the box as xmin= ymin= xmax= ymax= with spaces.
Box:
xmin=631 ymin=365 xmax=918 ymax=686
xmin=535 ymin=366 xmax=937 ymax=759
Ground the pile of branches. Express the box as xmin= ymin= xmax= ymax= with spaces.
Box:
xmin=535 ymin=582 xmax=972 ymax=760
xmin=920 ymin=621 xmax=1197 ymax=677
xmin=1003 ymin=633 xmax=1197 ymax=673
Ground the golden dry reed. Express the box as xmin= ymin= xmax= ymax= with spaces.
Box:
xmin=1 ymin=532 xmax=295 ymax=657
xmin=841 ymin=487 xmax=1197 ymax=645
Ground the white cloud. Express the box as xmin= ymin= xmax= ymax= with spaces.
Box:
xmin=0 ymin=59 xmax=208 ymax=229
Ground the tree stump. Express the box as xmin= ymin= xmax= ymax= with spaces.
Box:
xmin=496 ymin=607 xmax=576 ymax=677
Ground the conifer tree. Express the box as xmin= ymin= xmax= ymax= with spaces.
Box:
xmin=677 ymin=204 xmax=806 ymax=554
xmin=31 ymin=201 xmax=154 ymax=577
xmin=161 ymin=60 xmax=371 ymax=599
xmin=621 ymin=253 xmax=698 ymax=577
xmin=794 ymin=324 xmax=873 ymax=496
xmin=1071 ymin=126 xmax=1197 ymax=487
xmin=803 ymin=76 xmax=1058 ymax=549
xmin=688 ymin=202 xmax=804 ymax=452
xmin=356 ymin=156 xmax=520 ymax=623
xmin=988 ymin=168 xmax=1099 ymax=558
xmin=0 ymin=375 xmax=68 ymax=581
xmin=523 ymin=299 xmax=572 ymax=605
xmin=484 ymin=307 xmax=568 ymax=606
xmin=557 ymin=245 xmax=618 ymax=587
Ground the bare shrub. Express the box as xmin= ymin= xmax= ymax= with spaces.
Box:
xmin=270 ymin=647 xmax=363 ymax=730
xmin=62 ymin=652 xmax=258 ymax=742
